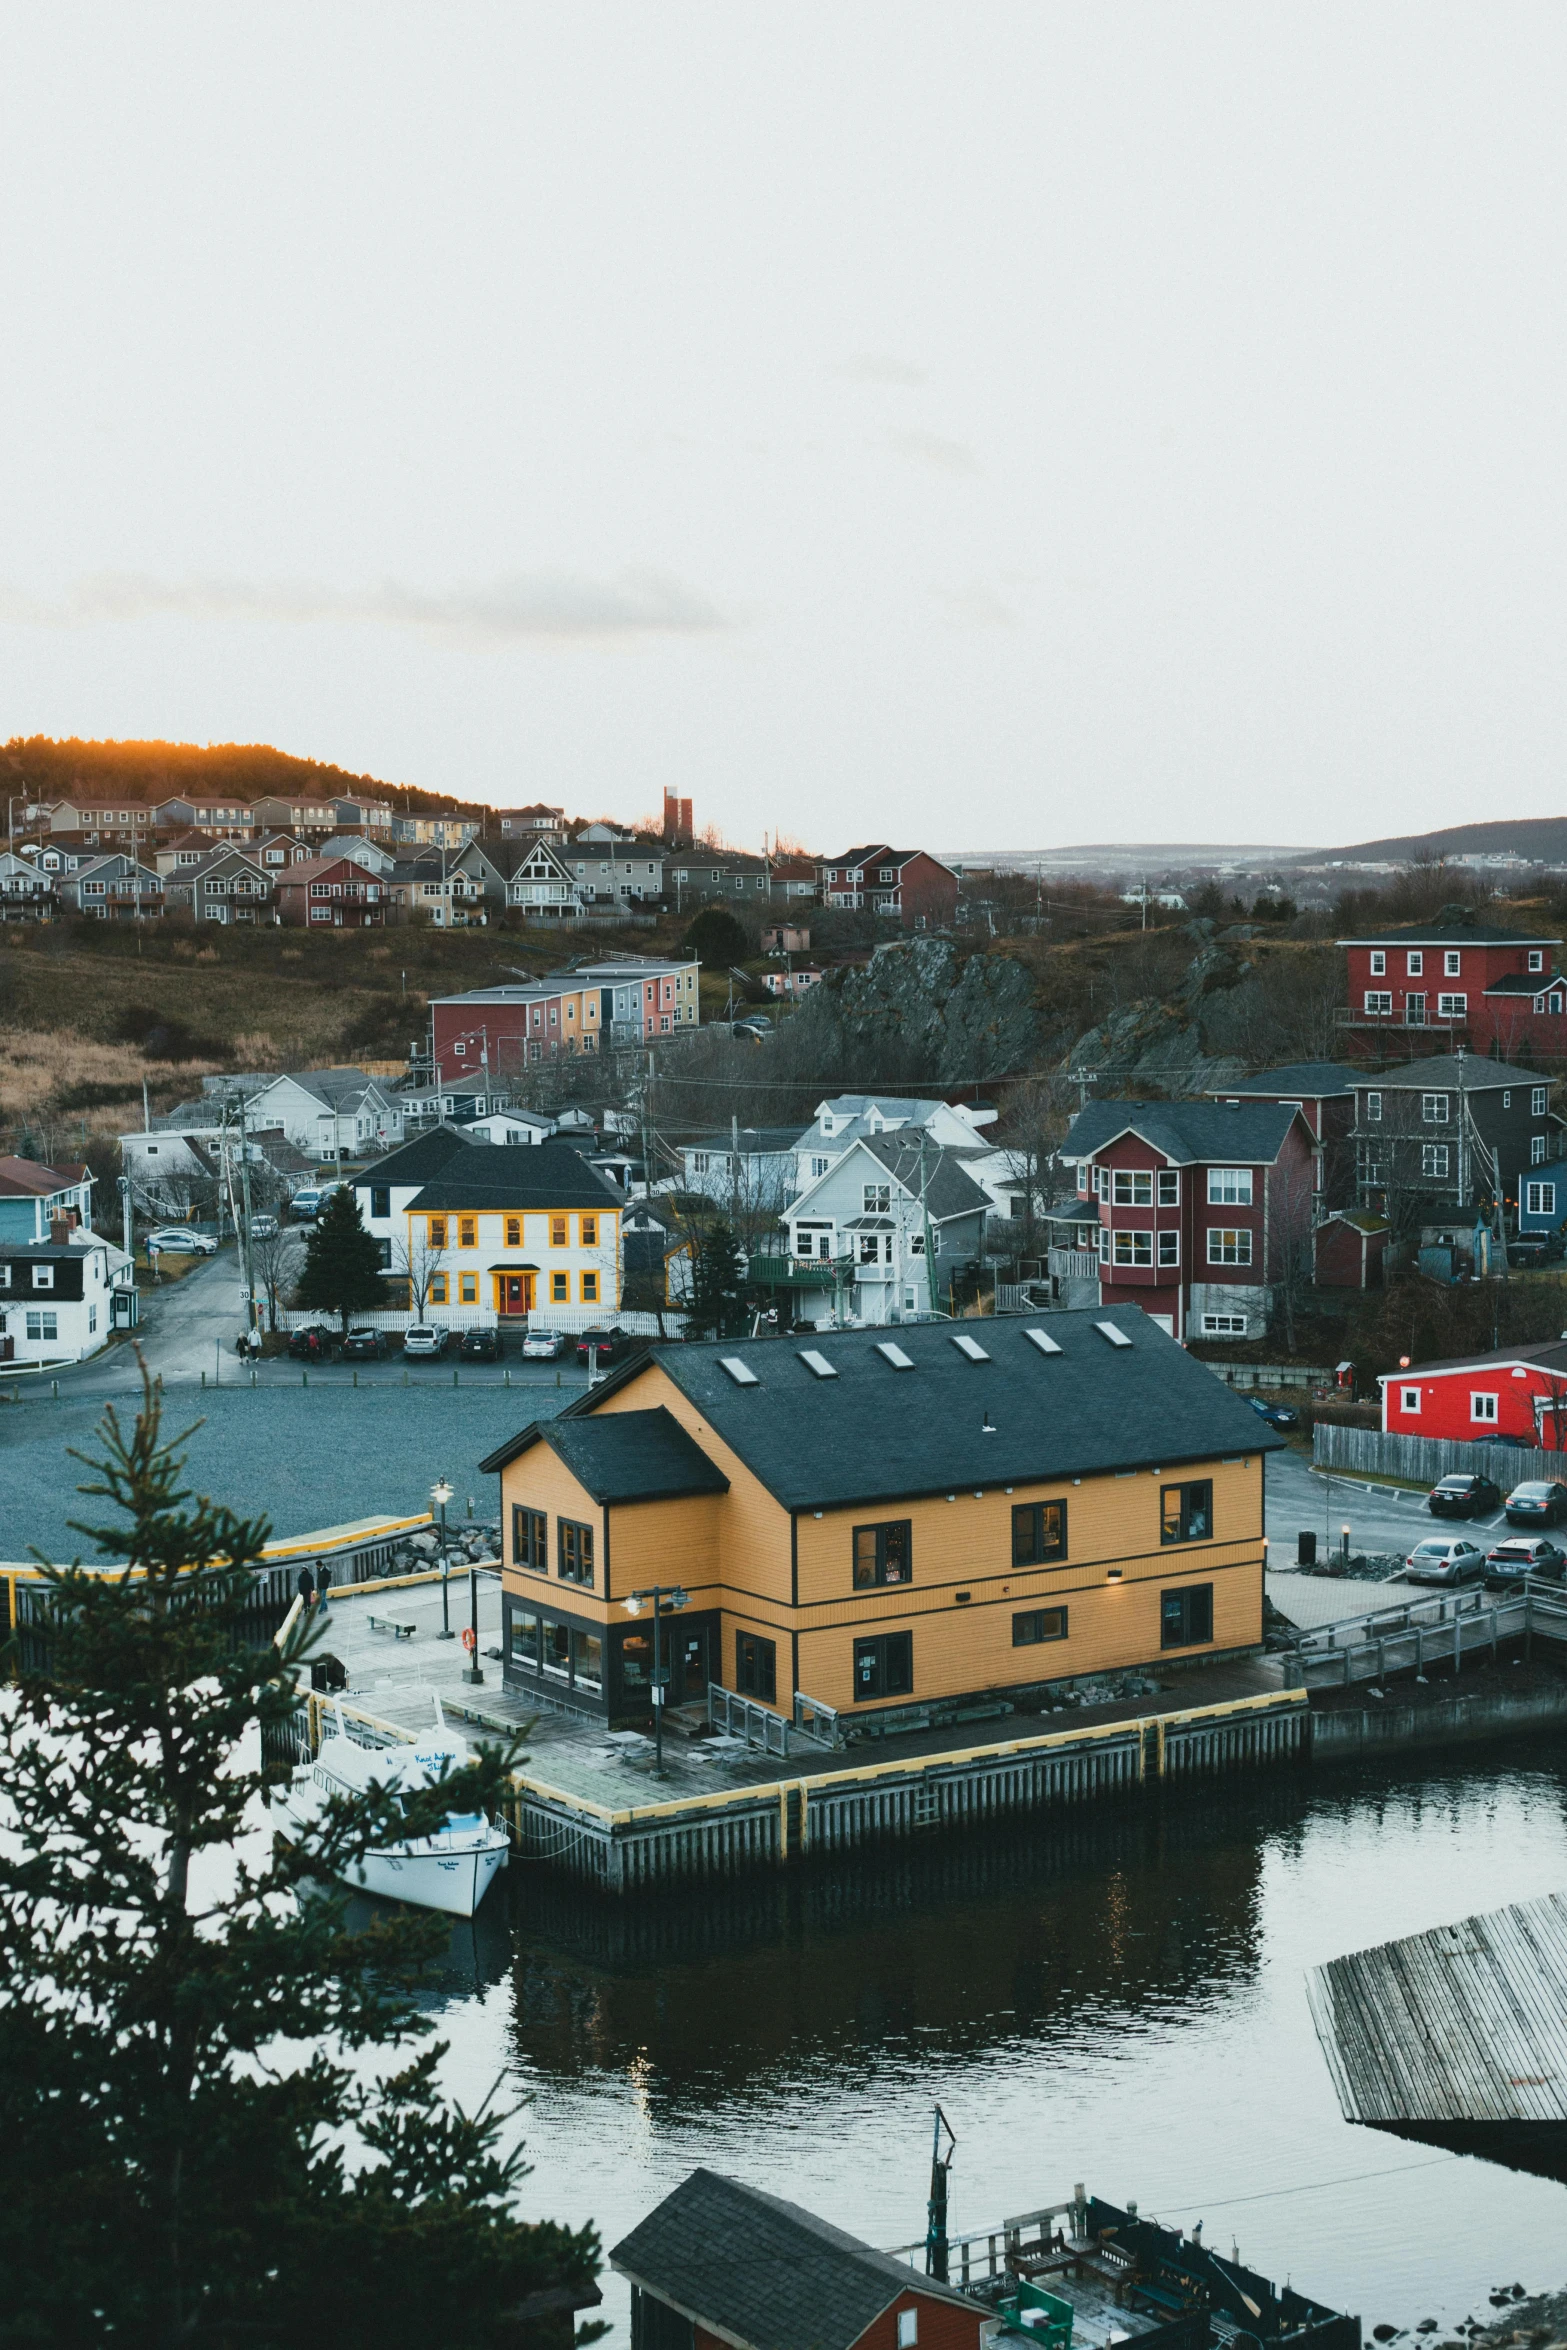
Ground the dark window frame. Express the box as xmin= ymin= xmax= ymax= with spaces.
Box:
xmin=557 ymin=1517 xmax=595 ymax=1587
xmin=1012 ymin=1499 xmax=1068 ymax=1567
xmin=853 ymin=1519 xmax=913 ymax=1589
xmin=853 ymin=1630 xmax=914 ymax=1701
xmin=1012 ymin=1607 xmax=1069 ymax=1647
xmin=370 ymin=1184 xmax=390 ymax=1218
xmin=512 ymin=1505 xmax=547 ymax=1573
xmin=1161 ymin=1583 xmax=1214 ymax=1649
xmin=735 ymin=1630 xmax=777 ymax=1702
xmin=1161 ymin=1479 xmax=1213 ymax=1545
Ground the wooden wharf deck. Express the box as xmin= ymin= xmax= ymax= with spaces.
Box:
xmin=1308 ymin=1891 xmax=1567 ymax=2182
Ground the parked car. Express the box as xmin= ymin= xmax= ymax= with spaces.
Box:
xmin=459 ymin=1328 xmax=500 ymax=1361
xmin=145 ymin=1225 xmax=219 ymax=1257
xmin=1404 ymin=1536 xmax=1486 ymax=1586
xmin=247 ymin=1213 xmax=279 ymax=1241
xmin=520 ymin=1328 xmax=567 ymax=1361
xmin=287 ymin=1325 xmax=334 ymax=1361
xmin=1483 ymin=1537 xmax=1567 ymax=1591
xmin=340 ymin=1327 xmax=387 ymax=1360
xmin=290 ymin=1189 xmax=324 ymax=1221
xmin=401 ymin=1325 xmax=449 ymax=1358
xmin=1504 ymin=1479 xmax=1567 ymax=1527
xmin=1508 ymin=1235 xmax=1563 ymax=1267
xmin=576 ymin=1325 xmax=626 ymax=1367
xmin=1427 ymin=1472 xmax=1502 ymax=1518
xmin=1248 ymin=1395 xmax=1300 ymax=1431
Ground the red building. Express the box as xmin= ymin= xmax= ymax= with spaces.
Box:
xmin=611 ymin=2171 xmax=986 ymax=2350
xmin=1338 ymin=914 xmax=1565 ymax=1061
xmin=1204 ymin=1059 xmax=1358 ymax=1206
xmin=1382 ymin=1337 xmax=1567 ymax=1449
xmin=1061 ymin=1098 xmax=1317 ymax=1342
xmin=273 ymin=856 xmax=386 ymax=928
xmin=818 ymin=846 xmax=959 ymax=930
xmin=1313 ymin=1208 xmax=1389 ymax=1289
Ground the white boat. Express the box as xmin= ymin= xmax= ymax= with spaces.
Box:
xmin=276 ymin=1697 xmax=511 ymax=1918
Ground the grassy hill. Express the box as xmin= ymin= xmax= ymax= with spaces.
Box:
xmin=2 ymin=734 xmax=478 ymax=821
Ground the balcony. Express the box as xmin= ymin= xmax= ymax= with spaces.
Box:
xmin=1047 ymin=1248 xmax=1101 ymax=1284
xmin=744 ymin=1242 xmax=852 ymax=1290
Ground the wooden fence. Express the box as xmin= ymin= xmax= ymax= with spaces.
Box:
xmin=1313 ymin=1422 xmax=1563 ymax=1486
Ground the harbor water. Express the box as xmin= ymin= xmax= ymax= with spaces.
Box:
xmin=414 ymin=1745 xmax=1567 ymax=2339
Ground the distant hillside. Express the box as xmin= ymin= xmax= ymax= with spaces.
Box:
xmin=0 ymin=736 xmax=478 ymax=821
xmin=1288 ymin=814 xmax=1567 ymax=865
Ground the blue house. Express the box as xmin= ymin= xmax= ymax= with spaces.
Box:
xmin=0 ymin=1156 xmax=95 ymax=1243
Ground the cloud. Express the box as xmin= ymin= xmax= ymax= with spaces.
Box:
xmin=0 ymin=568 xmax=728 ymax=641
xmin=885 ymin=428 xmax=979 ymax=476
xmin=933 ymin=584 xmax=1017 ymax=627
xmin=836 ymin=353 xmax=927 ymax=386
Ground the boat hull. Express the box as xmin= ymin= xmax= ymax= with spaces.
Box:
xmin=276 ymin=1780 xmax=511 ymax=1918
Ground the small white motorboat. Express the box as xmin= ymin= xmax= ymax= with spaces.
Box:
xmin=276 ymin=1696 xmax=511 ymax=1918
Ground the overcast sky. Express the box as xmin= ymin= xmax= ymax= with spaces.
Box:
xmin=3 ymin=6 xmax=1565 ymax=852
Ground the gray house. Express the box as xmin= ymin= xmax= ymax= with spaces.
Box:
xmin=771 ymin=1131 xmax=991 ymax=1328
xmin=680 ymin=1126 xmax=803 ymax=1212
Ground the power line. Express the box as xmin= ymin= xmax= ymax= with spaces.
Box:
xmin=1152 ymin=2150 xmax=1457 ymax=2221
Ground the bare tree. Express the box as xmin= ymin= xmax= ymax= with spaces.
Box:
xmin=390 ymin=1229 xmax=446 ymax=1320
xmin=250 ymin=1227 xmax=300 ymax=1334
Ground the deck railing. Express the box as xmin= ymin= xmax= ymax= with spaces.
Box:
xmin=884 ymin=2198 xmax=1084 ymax=2286
xmin=707 ymin=1682 xmax=792 ymax=1756
xmin=1290 ymin=1586 xmax=1567 ymax=1688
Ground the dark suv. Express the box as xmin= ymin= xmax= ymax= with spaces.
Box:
xmin=287 ymin=1325 xmax=334 ymax=1362
xmin=341 ymin=1327 xmax=387 ymax=1360
xmin=1427 ymin=1472 xmax=1502 ymax=1518
xmin=459 ymin=1328 xmax=500 ymax=1361
xmin=576 ymin=1326 xmax=626 ymax=1367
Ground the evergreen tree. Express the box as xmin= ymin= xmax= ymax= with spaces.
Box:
xmin=295 ymin=1183 xmax=386 ymax=1336
xmin=681 ymin=903 xmax=750 ymax=970
xmin=687 ymin=1218 xmax=747 ymax=1339
xmin=0 ymin=1371 xmax=601 ymax=2348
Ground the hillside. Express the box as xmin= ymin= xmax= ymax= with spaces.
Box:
xmin=1286 ymin=814 xmax=1567 ymax=865
xmin=1 ymin=735 xmax=478 ymax=822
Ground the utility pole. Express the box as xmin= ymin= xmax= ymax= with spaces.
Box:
xmin=238 ymin=1132 xmax=258 ymax=1346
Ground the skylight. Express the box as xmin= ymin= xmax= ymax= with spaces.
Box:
xmin=1023 ymin=1328 xmax=1063 ymax=1356
xmin=1095 ymin=1321 xmax=1133 ymax=1348
xmin=874 ymin=1341 xmax=916 ymax=1370
xmin=798 ymin=1350 xmax=838 ymax=1379
xmin=719 ymin=1356 xmax=760 ymax=1386
xmin=951 ymin=1334 xmax=991 ymax=1362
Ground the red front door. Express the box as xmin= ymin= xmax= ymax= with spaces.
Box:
xmin=501 ymin=1276 xmax=530 ymax=1316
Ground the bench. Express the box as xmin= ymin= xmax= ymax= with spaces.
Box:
xmin=367 ymin=1616 xmax=417 ymax=1641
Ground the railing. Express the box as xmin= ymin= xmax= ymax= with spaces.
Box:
xmin=744 ymin=1246 xmax=851 ymax=1289
xmin=707 ymin=1682 xmax=791 ymax=1756
xmin=792 ymin=1691 xmax=842 ymax=1749
xmin=1335 ymin=1007 xmax=1464 ymax=1033
xmin=1290 ymin=1586 xmax=1567 ymax=1689
xmin=1045 ymin=1249 xmax=1099 ymax=1283
xmin=884 ymin=2199 xmax=1083 ymax=2285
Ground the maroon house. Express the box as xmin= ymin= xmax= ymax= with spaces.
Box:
xmin=1204 ymin=1060 xmax=1358 ymax=1207
xmin=274 ymin=855 xmax=387 ymax=929
xmin=1338 ymin=913 xmax=1564 ymax=1062
xmin=817 ymin=846 xmax=959 ymax=930
xmin=1060 ymin=1098 xmax=1317 ymax=1343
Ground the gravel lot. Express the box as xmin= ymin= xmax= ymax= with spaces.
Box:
xmin=0 ymin=1386 xmax=570 ymax=1563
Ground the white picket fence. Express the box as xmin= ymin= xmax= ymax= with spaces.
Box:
xmin=277 ymin=1302 xmax=683 ymax=1339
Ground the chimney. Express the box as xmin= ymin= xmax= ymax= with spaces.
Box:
xmin=49 ymin=1216 xmax=70 ymax=1245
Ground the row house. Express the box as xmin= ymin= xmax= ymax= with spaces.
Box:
xmin=384 ymin=851 xmax=485 ymax=927
xmin=479 ymin=1311 xmax=1278 ymax=1726
xmin=817 ymin=846 xmax=959 ymax=930
xmin=162 ymin=847 xmax=274 ymax=924
xmin=1351 ymin=1052 xmax=1557 ymax=1223
xmin=1338 ymin=913 xmax=1565 ymax=1061
xmin=1061 ymin=1099 xmax=1318 ymax=1343
xmin=764 ymin=1132 xmax=992 ymax=1327
xmin=250 ymin=793 xmax=394 ymax=834
xmin=274 ymin=855 xmax=388 ymax=928
xmin=431 ymin=981 xmax=605 ymax=1083
xmin=562 ymin=839 xmax=664 ymax=905
xmin=0 ymin=852 xmax=52 ymax=920
xmin=58 ymin=854 xmax=164 ymax=919
xmin=570 ymin=956 xmax=700 ymax=1044
xmin=0 ymin=1157 xmax=93 ymax=1243
xmin=45 ymin=801 xmax=155 ymax=840
xmin=391 ymin=814 xmax=477 ymax=847
xmin=152 ymin=796 xmax=257 ymax=837
xmin=666 ymin=849 xmax=818 ymax=907
xmin=0 ymin=1230 xmax=136 ymax=1365
xmin=352 ymin=1128 xmax=621 ymax=1326
xmin=494 ymin=804 xmax=566 ymax=840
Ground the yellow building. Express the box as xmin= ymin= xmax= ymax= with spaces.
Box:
xmin=479 ymin=1308 xmax=1280 ymax=1725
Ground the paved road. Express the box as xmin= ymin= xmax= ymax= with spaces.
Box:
xmin=1264 ymin=1441 xmax=1521 ymax=1628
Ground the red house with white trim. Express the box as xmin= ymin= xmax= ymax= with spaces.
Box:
xmin=1338 ymin=913 xmax=1565 ymax=1061
xmin=817 ymin=846 xmax=959 ymax=930
xmin=1382 ymin=1338 xmax=1567 ymax=1450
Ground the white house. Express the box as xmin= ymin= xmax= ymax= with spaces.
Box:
xmin=0 ymin=1230 xmax=137 ymax=1364
xmin=457 ymin=1108 xmax=557 ymax=1145
xmin=681 ymin=1126 xmax=804 ymax=1211
xmin=789 ymin=1094 xmax=998 ymax=1196
xmin=242 ymin=1069 xmax=405 ymax=1159
xmin=770 ymin=1132 xmax=992 ymax=1328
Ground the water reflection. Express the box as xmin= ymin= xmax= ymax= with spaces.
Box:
xmin=426 ymin=1752 xmax=1567 ymax=2336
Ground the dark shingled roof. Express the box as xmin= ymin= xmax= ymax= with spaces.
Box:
xmin=1205 ymin=1061 xmax=1358 ymax=1099
xmin=1352 ymin=1052 xmax=1538 ymax=1090
xmin=856 ymin=1130 xmax=991 ymax=1221
xmin=609 ymin=2170 xmax=974 ymax=2350
xmin=354 ymin=1126 xmax=477 ymax=1188
xmin=483 ymin=1407 xmax=730 ymax=1502
xmin=406 ymin=1141 xmax=621 ymax=1212
xmin=1062 ymin=1099 xmax=1301 ymax=1167
xmin=1335 ymin=919 xmax=1560 ymax=947
xmin=506 ymin=1306 xmax=1279 ymax=1513
xmin=1484 ymin=972 xmax=1567 ymax=995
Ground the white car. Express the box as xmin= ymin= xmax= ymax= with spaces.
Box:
xmin=401 ymin=1325 xmax=449 ymax=1358
xmin=248 ymin=1214 xmax=279 ymax=1241
xmin=1404 ymin=1536 xmax=1486 ymax=1587
xmin=144 ymin=1226 xmax=219 ymax=1257
xmin=520 ymin=1329 xmax=567 ymax=1360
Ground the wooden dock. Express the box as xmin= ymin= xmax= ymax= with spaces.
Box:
xmin=1307 ymin=1891 xmax=1567 ymax=2182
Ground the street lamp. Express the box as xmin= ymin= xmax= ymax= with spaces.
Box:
xmin=431 ymin=1477 xmax=455 ymax=1638
xmin=622 ymin=1584 xmax=689 ymax=1777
